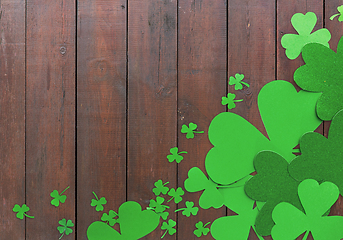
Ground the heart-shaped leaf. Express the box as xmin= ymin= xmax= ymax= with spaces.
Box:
xmin=87 ymin=221 xmax=122 ymax=240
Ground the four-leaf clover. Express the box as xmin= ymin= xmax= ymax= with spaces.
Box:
xmin=161 ymin=219 xmax=177 ymax=238
xmin=50 ymin=186 xmax=70 ymax=207
xmin=167 ymin=147 xmax=187 ymax=163
xmin=229 ymin=73 xmax=250 ymax=90
xmin=181 ymin=123 xmax=204 ymax=139
xmin=193 ymin=221 xmax=210 ymax=237
xmin=13 ymin=204 xmax=34 ymax=219
xmin=167 ymin=187 xmax=185 ymax=204
xmin=101 ymin=210 xmax=118 ymax=226
xmin=330 ymin=5 xmax=343 ymax=22
xmin=152 ymin=179 xmax=170 ymax=196
xmin=91 ymin=191 xmax=107 ymax=211
xmin=221 ymin=93 xmax=243 ymax=109
xmin=57 ymin=218 xmax=74 ymax=239
xmin=175 ymin=201 xmax=199 ymax=217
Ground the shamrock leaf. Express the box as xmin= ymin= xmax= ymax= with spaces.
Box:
xmin=181 ymin=122 xmax=204 ymax=139
xmin=167 ymin=147 xmax=187 ymax=163
xmin=167 ymin=187 xmax=185 ymax=204
xmin=50 ymin=186 xmax=70 ymax=207
xmin=330 ymin=5 xmax=343 ymax=22
xmin=101 ymin=210 xmax=118 ymax=226
xmin=156 ymin=211 xmax=169 ymax=220
xmin=228 ymin=73 xmax=250 ymax=90
xmin=175 ymin=201 xmax=199 ymax=217
xmin=294 ymin=37 xmax=343 ymax=120
xmin=152 ymin=179 xmax=169 ymax=196
xmin=194 ymin=221 xmax=210 ymax=237
xmin=13 ymin=204 xmax=34 ymax=219
xmin=91 ymin=192 xmax=107 ymax=212
xmin=221 ymin=93 xmax=243 ymax=109
xmin=161 ymin=219 xmax=176 ymax=238
xmin=57 ymin=218 xmax=74 ymax=239
xmin=272 ymin=179 xmax=343 ymax=240
xmin=149 ymin=196 xmax=170 ymax=213
xmin=281 ymin=12 xmax=331 ymax=59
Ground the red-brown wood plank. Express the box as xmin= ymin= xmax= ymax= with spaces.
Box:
xmin=77 ymin=1 xmax=127 ymax=238
xmin=25 ymin=1 xmax=75 ymax=239
xmin=0 ymin=0 xmax=25 ymax=239
xmin=178 ymin=0 xmax=227 ymax=239
xmin=127 ymin=0 xmax=177 ymax=239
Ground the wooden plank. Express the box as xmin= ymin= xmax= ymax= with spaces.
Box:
xmin=177 ymin=0 xmax=227 ymax=239
xmin=0 ymin=0 xmax=25 ymax=239
xmin=77 ymin=0 xmax=127 ymax=237
xmin=127 ymin=0 xmax=177 ymax=239
xmin=25 ymin=0 xmax=75 ymax=239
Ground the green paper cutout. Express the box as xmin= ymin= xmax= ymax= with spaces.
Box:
xmin=149 ymin=196 xmax=170 ymax=213
xmin=167 ymin=147 xmax=187 ymax=163
xmin=181 ymin=123 xmax=204 ymax=139
xmin=101 ymin=210 xmax=118 ymax=226
xmin=281 ymin=12 xmax=331 ymax=60
xmin=51 ymin=186 xmax=70 ymax=207
xmin=13 ymin=204 xmax=34 ymax=219
xmin=229 ymin=73 xmax=250 ymax=90
xmin=206 ymin=80 xmax=321 ymax=185
xmin=57 ymin=219 xmax=74 ymax=239
xmin=330 ymin=5 xmax=343 ymax=22
xmin=87 ymin=201 xmax=160 ymax=240
xmin=156 ymin=211 xmax=169 ymax=220
xmin=244 ymin=151 xmax=302 ymax=236
xmin=221 ymin=93 xmax=243 ymax=109
xmin=167 ymin=187 xmax=185 ymax=204
xmin=294 ymin=37 xmax=343 ymax=120
xmin=175 ymin=201 xmax=199 ymax=217
xmin=271 ymin=179 xmax=343 ymax=240
xmin=152 ymin=179 xmax=169 ymax=196
xmin=194 ymin=221 xmax=211 ymax=237
xmin=161 ymin=219 xmax=177 ymax=238
xmin=91 ymin=191 xmax=107 ymax=212
xmin=289 ymin=109 xmax=343 ymax=194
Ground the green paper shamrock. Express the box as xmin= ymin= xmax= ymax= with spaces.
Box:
xmin=152 ymin=179 xmax=169 ymax=196
xmin=50 ymin=186 xmax=70 ymax=207
xmin=149 ymin=196 xmax=170 ymax=213
xmin=221 ymin=93 xmax=243 ymax=109
xmin=167 ymin=187 xmax=185 ymax=204
xmin=13 ymin=204 xmax=34 ymax=219
xmin=91 ymin=191 xmax=107 ymax=212
xmin=272 ymin=179 xmax=343 ymax=240
xmin=57 ymin=218 xmax=74 ymax=239
xmin=229 ymin=73 xmax=250 ymax=90
xmin=156 ymin=211 xmax=169 ymax=220
xmin=330 ymin=5 xmax=343 ymax=22
xmin=161 ymin=219 xmax=177 ymax=238
xmin=194 ymin=221 xmax=210 ymax=237
xmin=167 ymin=147 xmax=187 ymax=163
xmin=181 ymin=122 xmax=204 ymax=139
xmin=175 ymin=201 xmax=199 ymax=217
xmin=101 ymin=210 xmax=118 ymax=226
xmin=281 ymin=12 xmax=331 ymax=59
xmin=294 ymin=37 xmax=343 ymax=120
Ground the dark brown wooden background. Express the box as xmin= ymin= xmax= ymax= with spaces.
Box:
xmin=1 ymin=0 xmax=343 ymax=239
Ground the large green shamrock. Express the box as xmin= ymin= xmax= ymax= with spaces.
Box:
xmin=244 ymin=151 xmax=302 ymax=236
xmin=57 ymin=219 xmax=74 ymax=239
xmin=272 ymin=179 xmax=343 ymax=240
xmin=167 ymin=147 xmax=187 ymax=163
xmin=91 ymin=192 xmax=107 ymax=212
xmin=205 ymin=80 xmax=321 ymax=185
xmin=152 ymin=179 xmax=169 ymax=196
xmin=101 ymin=210 xmax=118 ymax=226
xmin=289 ymin=110 xmax=343 ymax=194
xmin=181 ymin=123 xmax=204 ymax=139
xmin=221 ymin=93 xmax=243 ymax=109
xmin=161 ymin=219 xmax=177 ymax=238
xmin=167 ymin=187 xmax=185 ymax=204
xmin=50 ymin=186 xmax=70 ymax=207
xmin=175 ymin=201 xmax=199 ymax=217
xmin=330 ymin=5 xmax=343 ymax=22
xmin=194 ymin=221 xmax=211 ymax=237
xmin=281 ymin=12 xmax=331 ymax=60
xmin=294 ymin=37 xmax=343 ymax=120
xmin=228 ymin=73 xmax=249 ymax=90
xmin=13 ymin=204 xmax=34 ymax=219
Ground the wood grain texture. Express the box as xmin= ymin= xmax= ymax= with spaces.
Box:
xmin=0 ymin=0 xmax=25 ymax=239
xmin=25 ymin=1 xmax=75 ymax=239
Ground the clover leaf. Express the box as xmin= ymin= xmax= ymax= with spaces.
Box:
xmin=194 ymin=221 xmax=210 ymax=237
xmin=101 ymin=210 xmax=118 ymax=226
xmin=221 ymin=93 xmax=243 ymax=109
xmin=152 ymin=179 xmax=169 ymax=196
xmin=229 ymin=73 xmax=249 ymax=90
xmin=13 ymin=204 xmax=34 ymax=219
xmin=167 ymin=187 xmax=185 ymax=204
xmin=272 ymin=179 xmax=343 ymax=240
xmin=330 ymin=5 xmax=343 ymax=22
xmin=149 ymin=196 xmax=170 ymax=213
xmin=281 ymin=12 xmax=331 ymax=59
xmin=156 ymin=211 xmax=169 ymax=220
xmin=167 ymin=147 xmax=187 ymax=163
xmin=161 ymin=219 xmax=176 ymax=238
xmin=175 ymin=201 xmax=199 ymax=217
xmin=181 ymin=123 xmax=204 ymax=139
xmin=57 ymin=218 xmax=74 ymax=239
xmin=91 ymin=192 xmax=107 ymax=212
xmin=51 ymin=186 xmax=70 ymax=207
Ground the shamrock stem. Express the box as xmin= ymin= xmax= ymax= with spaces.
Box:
xmin=167 ymin=197 xmax=174 ymax=203
xmin=174 ymin=208 xmax=185 ymax=212
xmin=178 ymin=151 xmax=188 ymax=154
xmin=330 ymin=13 xmax=340 ymax=20
xmin=241 ymin=81 xmax=250 ymax=87
xmin=163 ymin=182 xmax=169 ymax=186
xmin=234 ymin=99 xmax=243 ymax=102
xmin=292 ymin=148 xmax=300 ymax=153
xmin=302 ymin=231 xmax=309 ymax=240
xmin=161 ymin=230 xmax=167 ymax=239
xmin=252 ymin=225 xmax=264 ymax=240
xmin=59 ymin=231 xmax=65 ymax=240
xmin=146 ymin=207 xmax=155 ymax=210
xmin=193 ymin=131 xmax=204 ymax=134
xmin=92 ymin=191 xmax=99 ymax=201
xmin=204 ymin=222 xmax=211 ymax=227
xmin=24 ymin=213 xmax=34 ymax=219
xmin=60 ymin=186 xmax=70 ymax=195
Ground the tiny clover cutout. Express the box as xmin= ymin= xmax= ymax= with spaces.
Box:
xmin=148 ymin=196 xmax=170 ymax=213
xmin=167 ymin=187 xmax=185 ymax=204
xmin=175 ymin=201 xmax=199 ymax=217
xmin=13 ymin=204 xmax=34 ymax=219
xmin=101 ymin=210 xmax=118 ymax=226
xmin=57 ymin=218 xmax=74 ymax=239
xmin=50 ymin=186 xmax=70 ymax=207
xmin=152 ymin=179 xmax=169 ymax=196
xmin=181 ymin=122 xmax=204 ymax=139
xmin=167 ymin=147 xmax=187 ymax=163
xmin=221 ymin=93 xmax=243 ymax=109
xmin=330 ymin=5 xmax=343 ymax=22
xmin=193 ymin=221 xmax=210 ymax=237
xmin=91 ymin=191 xmax=107 ymax=212
xmin=229 ymin=73 xmax=250 ymax=90
xmin=161 ymin=219 xmax=176 ymax=238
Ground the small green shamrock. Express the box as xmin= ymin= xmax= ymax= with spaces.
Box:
xmin=167 ymin=147 xmax=187 ymax=163
xmin=181 ymin=123 xmax=204 ymax=139
xmin=91 ymin=191 xmax=107 ymax=212
xmin=101 ymin=210 xmax=118 ymax=226
xmin=229 ymin=73 xmax=250 ymax=90
xmin=152 ymin=179 xmax=169 ymax=196
xmin=221 ymin=93 xmax=243 ymax=109
xmin=330 ymin=5 xmax=343 ymax=22
xmin=156 ymin=211 xmax=169 ymax=220
xmin=175 ymin=201 xmax=199 ymax=217
xmin=57 ymin=218 xmax=74 ymax=239
xmin=167 ymin=187 xmax=185 ymax=204
xmin=50 ymin=186 xmax=70 ymax=207
xmin=149 ymin=196 xmax=170 ymax=213
xmin=161 ymin=219 xmax=177 ymax=238
xmin=194 ymin=221 xmax=210 ymax=237
xmin=13 ymin=204 xmax=34 ymax=219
